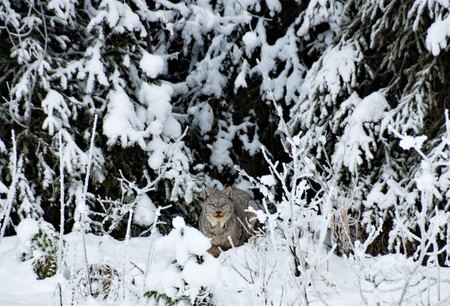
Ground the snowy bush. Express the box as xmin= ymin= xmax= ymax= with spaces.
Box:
xmin=145 ymin=217 xmax=218 ymax=305
xmin=17 ymin=218 xmax=62 ymax=279
xmin=75 ymin=263 xmax=120 ymax=301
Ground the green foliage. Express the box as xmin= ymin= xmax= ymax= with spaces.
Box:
xmin=21 ymin=222 xmax=62 ymax=279
xmin=76 ymin=264 xmax=120 ymax=301
xmin=33 ymin=254 xmax=58 ymax=280
xmin=144 ymin=286 xmax=214 ymax=306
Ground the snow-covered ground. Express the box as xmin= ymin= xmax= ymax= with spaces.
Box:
xmin=1 ymin=219 xmax=450 ymax=306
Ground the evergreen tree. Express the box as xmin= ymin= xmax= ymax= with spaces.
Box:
xmin=1 ymin=0 xmax=449 ymax=265
xmin=288 ymin=0 xmax=450 ymax=261
xmin=0 ymin=0 xmax=194 ymax=235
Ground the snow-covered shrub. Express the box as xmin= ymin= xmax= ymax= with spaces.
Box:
xmin=387 ymin=111 xmax=450 ymax=265
xmin=145 ymin=217 xmax=218 ymax=305
xmin=16 ymin=218 xmax=62 ymax=279
xmin=75 ymin=263 xmax=120 ymax=301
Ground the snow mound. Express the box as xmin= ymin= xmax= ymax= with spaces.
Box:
xmin=16 ymin=218 xmax=40 ymax=249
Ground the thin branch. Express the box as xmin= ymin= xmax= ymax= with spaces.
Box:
xmin=0 ymin=130 xmax=18 ymax=248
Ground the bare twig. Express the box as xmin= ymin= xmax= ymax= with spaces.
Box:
xmin=0 ymin=130 xmax=18 ymax=248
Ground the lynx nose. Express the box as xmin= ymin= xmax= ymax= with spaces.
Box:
xmin=215 ymin=210 xmax=222 ymax=215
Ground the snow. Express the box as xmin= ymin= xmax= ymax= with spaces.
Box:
xmin=0 ymin=180 xmax=8 ymax=194
xmin=426 ymin=15 xmax=450 ymax=56
xmin=242 ymin=32 xmax=259 ymax=55
xmin=315 ymin=43 xmax=362 ymax=97
xmin=239 ymin=132 xmax=262 ymax=156
xmin=209 ymin=137 xmax=234 ymax=170
xmin=189 ymin=102 xmax=214 ymax=136
xmin=103 ymin=80 xmax=182 ymax=154
xmin=133 ymin=194 xmax=156 ymax=227
xmin=260 ymin=174 xmax=276 ymax=186
xmin=209 ymin=120 xmax=254 ymax=170
xmin=0 ymin=139 xmax=5 ymax=153
xmin=332 ymin=91 xmax=389 ymax=173
xmin=139 ymin=82 xmax=182 ymax=139
xmin=264 ymin=0 xmax=282 ymax=14
xmin=399 ymin=135 xmax=427 ymax=150
xmin=2 ymin=219 xmax=450 ymax=306
xmin=81 ymin=43 xmax=109 ymax=94
xmin=140 ymin=51 xmax=165 ymax=79
xmin=0 ymin=241 xmax=59 ymax=306
xmin=103 ymin=86 xmax=146 ymax=149
xmin=16 ymin=218 xmax=39 ymax=249
xmin=146 ymin=136 xmax=169 ymax=170
xmin=415 ymin=161 xmax=439 ymax=195
xmin=351 ymin=91 xmax=387 ymax=123
xmin=87 ymin=0 xmax=147 ymax=37
xmin=41 ymin=90 xmax=72 ymax=135
xmin=3 ymin=0 xmax=450 ymax=305
xmin=47 ymin=0 xmax=76 ymax=21
xmin=234 ymin=60 xmax=248 ymax=90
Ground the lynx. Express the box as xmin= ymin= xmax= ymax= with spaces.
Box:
xmin=199 ymin=186 xmax=260 ymax=257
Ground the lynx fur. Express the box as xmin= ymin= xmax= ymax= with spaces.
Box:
xmin=199 ymin=186 xmax=259 ymax=257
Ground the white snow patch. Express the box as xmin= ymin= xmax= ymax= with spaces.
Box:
xmin=146 ymin=218 xmax=218 ymax=303
xmin=140 ymin=50 xmax=165 ymax=78
xmin=0 ymin=139 xmax=5 ymax=153
xmin=81 ymin=43 xmax=109 ymax=94
xmin=332 ymin=91 xmax=389 ymax=173
xmin=352 ymin=91 xmax=387 ymax=123
xmin=1 ymin=231 xmax=450 ymax=306
xmin=147 ymin=136 xmax=169 ymax=170
xmin=48 ymin=0 xmax=76 ymax=21
xmin=239 ymin=131 xmax=263 ymax=156
xmin=260 ymin=174 xmax=277 ymax=186
xmin=399 ymin=135 xmax=427 ymax=150
xmin=172 ymin=215 xmax=186 ymax=230
xmin=264 ymin=0 xmax=282 ymax=14
xmin=162 ymin=115 xmax=182 ymax=139
xmin=415 ymin=161 xmax=440 ymax=198
xmin=234 ymin=60 xmax=248 ymax=90
xmin=189 ymin=102 xmax=214 ymax=136
xmin=0 ymin=181 xmax=8 ymax=194
xmin=139 ymin=83 xmax=181 ymax=138
xmin=87 ymin=0 xmax=147 ymax=37
xmin=416 ymin=172 xmax=437 ymax=193
xmin=16 ymin=218 xmax=39 ymax=249
xmin=315 ymin=43 xmax=362 ymax=97
xmin=41 ymin=90 xmax=71 ymax=135
xmin=242 ymin=32 xmax=260 ymax=55
xmin=426 ymin=15 xmax=450 ymax=56
xmin=209 ymin=137 xmax=234 ymax=170
xmin=133 ymin=194 xmax=156 ymax=226
xmin=103 ymin=86 xmax=146 ymax=149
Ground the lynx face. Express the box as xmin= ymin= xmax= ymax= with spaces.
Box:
xmin=203 ymin=191 xmax=234 ymax=228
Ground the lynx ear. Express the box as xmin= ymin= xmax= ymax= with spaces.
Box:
xmin=204 ymin=186 xmax=215 ymax=199
xmin=223 ymin=186 xmax=234 ymax=198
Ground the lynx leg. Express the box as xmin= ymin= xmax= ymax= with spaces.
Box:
xmin=207 ymin=245 xmax=221 ymax=257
